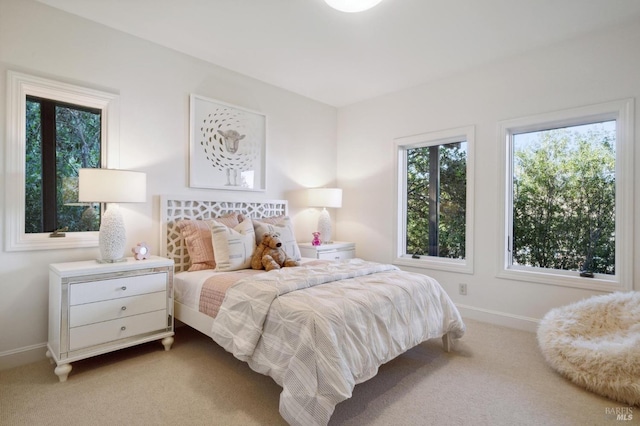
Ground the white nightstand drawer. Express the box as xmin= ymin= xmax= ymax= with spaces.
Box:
xmin=69 ymin=291 xmax=167 ymax=327
xmin=69 ymin=272 xmax=167 ymax=305
xmin=69 ymin=310 xmax=167 ymax=351
xmin=317 ymin=249 xmax=355 ymax=261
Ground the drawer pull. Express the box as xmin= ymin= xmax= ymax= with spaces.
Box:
xmin=121 ymin=326 xmax=126 ymax=331
xmin=121 ymin=306 xmax=127 ymax=311
xmin=121 ymin=286 xmax=127 ymax=291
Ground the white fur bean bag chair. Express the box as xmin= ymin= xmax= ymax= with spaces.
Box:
xmin=537 ymin=291 xmax=640 ymax=406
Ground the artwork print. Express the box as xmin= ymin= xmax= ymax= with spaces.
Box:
xmin=190 ymin=95 xmax=266 ymax=190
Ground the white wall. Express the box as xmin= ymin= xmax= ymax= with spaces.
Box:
xmin=336 ymin=22 xmax=640 ymax=330
xmin=0 ymin=0 xmax=337 ymax=368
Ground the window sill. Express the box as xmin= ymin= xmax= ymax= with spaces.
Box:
xmin=497 ymin=267 xmax=628 ymax=292
xmin=393 ymin=255 xmax=472 ymax=274
xmin=6 ymin=231 xmax=99 ymax=252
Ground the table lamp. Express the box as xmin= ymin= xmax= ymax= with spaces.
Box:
xmin=307 ymin=188 xmax=342 ymax=244
xmin=78 ymin=168 xmax=146 ymax=262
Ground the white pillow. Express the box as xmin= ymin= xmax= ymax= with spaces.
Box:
xmin=208 ymin=217 xmax=256 ymax=271
xmin=253 ymin=216 xmax=301 ymax=261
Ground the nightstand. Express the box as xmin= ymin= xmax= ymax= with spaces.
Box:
xmin=298 ymin=241 xmax=356 ymax=261
xmin=46 ymin=256 xmax=174 ymax=382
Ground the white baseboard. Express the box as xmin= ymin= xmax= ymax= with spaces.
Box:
xmin=0 ymin=342 xmax=47 ymax=371
xmin=456 ymin=303 xmax=540 ymax=333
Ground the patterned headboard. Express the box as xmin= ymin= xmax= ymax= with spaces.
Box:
xmin=160 ymin=195 xmax=288 ymax=272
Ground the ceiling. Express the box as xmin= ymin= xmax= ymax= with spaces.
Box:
xmin=37 ymin=0 xmax=640 ymax=107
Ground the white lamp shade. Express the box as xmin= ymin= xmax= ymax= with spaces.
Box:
xmin=78 ymin=168 xmax=146 ymax=203
xmin=307 ymin=188 xmax=342 ymax=209
xmin=324 ymin=0 xmax=383 ymax=13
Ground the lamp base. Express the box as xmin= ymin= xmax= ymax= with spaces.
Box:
xmin=95 ymin=258 xmax=127 ymax=264
xmin=317 ymin=208 xmax=333 ymax=244
xmin=98 ymin=204 xmax=127 ymax=263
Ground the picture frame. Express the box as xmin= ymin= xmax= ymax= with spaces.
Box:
xmin=189 ymin=94 xmax=266 ymax=191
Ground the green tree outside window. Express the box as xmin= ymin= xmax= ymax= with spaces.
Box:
xmin=512 ymin=121 xmax=615 ymax=274
xmin=25 ymin=97 xmax=102 ymax=233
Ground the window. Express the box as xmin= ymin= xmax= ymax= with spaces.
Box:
xmin=499 ymin=99 xmax=634 ymax=291
xmin=395 ymin=126 xmax=475 ymax=273
xmin=25 ymin=96 xmax=102 ymax=234
xmin=5 ymin=71 xmax=119 ymax=251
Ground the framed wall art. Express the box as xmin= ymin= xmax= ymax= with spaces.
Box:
xmin=189 ymin=94 xmax=266 ymax=191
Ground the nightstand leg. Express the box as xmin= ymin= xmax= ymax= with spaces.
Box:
xmin=161 ymin=336 xmax=174 ymax=351
xmin=54 ymin=363 xmax=72 ymax=382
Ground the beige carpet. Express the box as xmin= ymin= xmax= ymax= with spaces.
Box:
xmin=1 ymin=319 xmax=637 ymax=426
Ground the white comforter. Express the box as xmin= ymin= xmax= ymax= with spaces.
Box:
xmin=211 ymin=259 xmax=465 ymax=426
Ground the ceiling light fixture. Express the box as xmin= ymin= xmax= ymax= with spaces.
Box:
xmin=324 ymin=0 xmax=383 ymax=13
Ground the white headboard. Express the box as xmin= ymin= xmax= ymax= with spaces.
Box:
xmin=160 ymin=195 xmax=288 ymax=272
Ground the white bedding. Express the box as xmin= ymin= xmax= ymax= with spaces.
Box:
xmin=210 ymin=259 xmax=466 ymax=426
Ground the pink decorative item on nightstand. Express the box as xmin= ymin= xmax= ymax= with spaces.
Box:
xmin=311 ymin=232 xmax=322 ymax=246
xmin=132 ymin=242 xmax=151 ymax=260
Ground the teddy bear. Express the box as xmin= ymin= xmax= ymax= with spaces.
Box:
xmin=251 ymin=232 xmax=300 ymax=271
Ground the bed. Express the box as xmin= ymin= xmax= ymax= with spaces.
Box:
xmin=160 ymin=195 xmax=466 ymax=426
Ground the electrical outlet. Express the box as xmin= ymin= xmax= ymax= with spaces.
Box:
xmin=459 ymin=283 xmax=467 ymax=295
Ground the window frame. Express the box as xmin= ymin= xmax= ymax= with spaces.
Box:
xmin=5 ymin=71 xmax=119 ymax=251
xmin=497 ymin=99 xmax=634 ymax=291
xmin=394 ymin=125 xmax=475 ymax=274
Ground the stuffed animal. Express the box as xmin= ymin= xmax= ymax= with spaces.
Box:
xmin=251 ymin=232 xmax=300 ymax=271
xmin=311 ymin=231 xmax=322 ymax=246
